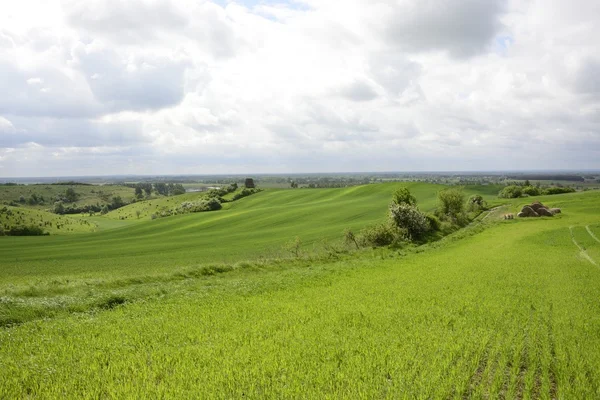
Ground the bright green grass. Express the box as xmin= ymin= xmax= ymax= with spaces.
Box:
xmin=105 ymin=191 xmax=213 ymax=220
xmin=0 ymin=183 xmax=495 ymax=285
xmin=0 ymin=190 xmax=599 ymax=397
xmin=0 ymin=206 xmax=95 ymax=234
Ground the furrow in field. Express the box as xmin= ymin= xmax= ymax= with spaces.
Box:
xmin=586 ymin=225 xmax=600 ymax=244
xmin=569 ymin=226 xmax=598 ymax=266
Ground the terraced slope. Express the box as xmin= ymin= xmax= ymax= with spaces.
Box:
xmin=0 ymin=189 xmax=599 ymax=397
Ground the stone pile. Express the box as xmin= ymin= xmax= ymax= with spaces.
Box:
xmin=517 ymin=201 xmax=561 ymax=218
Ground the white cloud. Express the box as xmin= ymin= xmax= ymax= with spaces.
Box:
xmin=0 ymin=0 xmax=599 ymax=177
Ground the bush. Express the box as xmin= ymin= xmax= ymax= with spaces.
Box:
xmin=0 ymin=223 xmax=4 ymax=236
xmin=392 ymin=187 xmax=417 ymax=206
xmin=177 ymin=197 xmax=222 ymax=215
xmin=437 ymin=188 xmax=466 ymax=218
xmin=424 ymin=213 xmax=441 ymax=231
xmin=389 ymin=203 xmax=431 ymax=241
xmin=7 ymin=225 xmax=46 ymax=236
xmin=467 ymin=195 xmax=487 ymax=212
xmin=522 ymin=186 xmax=541 ymax=196
xmin=498 ymin=185 xmax=523 ymax=198
xmin=359 ymin=223 xmax=398 ymax=247
xmin=543 ymin=187 xmax=575 ymax=195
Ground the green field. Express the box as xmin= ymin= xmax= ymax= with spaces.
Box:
xmin=1 ymin=184 xmax=599 ymax=397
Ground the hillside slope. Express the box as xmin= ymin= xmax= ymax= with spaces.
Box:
xmin=1 ymin=188 xmax=599 ymax=397
xmin=0 ymin=183 xmax=496 ymax=284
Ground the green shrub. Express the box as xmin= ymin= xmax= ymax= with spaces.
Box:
xmin=389 ymin=203 xmax=431 ymax=241
xmin=498 ymin=185 xmax=523 ymax=198
xmin=359 ymin=223 xmax=398 ymax=247
xmin=7 ymin=225 xmax=46 ymax=236
xmin=522 ymin=186 xmax=541 ymax=196
xmin=425 ymin=213 xmax=441 ymax=231
xmin=437 ymin=187 xmax=466 ymax=217
xmin=392 ymin=187 xmax=417 ymax=206
xmin=543 ymin=187 xmax=575 ymax=195
xmin=467 ymin=195 xmax=487 ymax=212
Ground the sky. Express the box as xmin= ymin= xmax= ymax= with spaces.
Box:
xmin=0 ymin=0 xmax=599 ymax=177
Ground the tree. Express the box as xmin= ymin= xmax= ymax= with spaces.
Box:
xmin=54 ymin=201 xmax=65 ymax=215
xmin=65 ymin=187 xmax=78 ymax=203
xmin=437 ymin=188 xmax=465 ymax=218
xmin=524 ymin=179 xmax=531 ymax=187
xmin=392 ymin=187 xmax=417 ymax=206
xmin=111 ymin=196 xmax=125 ymax=209
xmin=100 ymin=205 xmax=109 ymax=215
xmin=290 ymin=181 xmax=298 ymax=189
xmin=244 ymin=178 xmax=256 ymax=188
xmin=0 ymin=223 xmax=4 ymax=236
xmin=467 ymin=195 xmax=487 ymax=212
xmin=136 ymin=210 xmax=141 ymax=219
xmin=389 ymin=203 xmax=430 ymax=241
xmin=134 ymin=186 xmax=143 ymax=199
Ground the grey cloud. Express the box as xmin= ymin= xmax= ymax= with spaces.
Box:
xmin=0 ymin=116 xmax=147 ymax=148
xmin=0 ymin=61 xmax=101 ymax=118
xmin=66 ymin=0 xmax=189 ymax=43
xmin=369 ymin=52 xmax=421 ymax=95
xmin=573 ymin=58 xmax=600 ymax=95
xmin=384 ymin=0 xmax=507 ymax=58
xmin=337 ymin=79 xmax=379 ymax=102
xmin=72 ymin=46 xmax=188 ymax=112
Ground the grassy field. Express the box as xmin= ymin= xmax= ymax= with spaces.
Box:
xmin=1 ymin=184 xmax=599 ymax=397
xmin=0 ymin=183 xmax=498 ymax=286
xmin=0 ymin=184 xmax=135 ymax=211
xmin=0 ymin=205 xmax=96 ymax=234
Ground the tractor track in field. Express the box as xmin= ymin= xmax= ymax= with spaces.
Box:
xmin=569 ymin=226 xmax=598 ymax=267
xmin=586 ymin=225 xmax=600 ymax=244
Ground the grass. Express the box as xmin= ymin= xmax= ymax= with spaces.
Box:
xmin=0 ymin=183 xmax=496 ymax=286
xmin=0 ymin=205 xmax=96 ymax=234
xmin=1 ymin=184 xmax=599 ymax=397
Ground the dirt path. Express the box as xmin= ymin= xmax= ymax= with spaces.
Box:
xmin=570 ymin=226 xmax=598 ymax=267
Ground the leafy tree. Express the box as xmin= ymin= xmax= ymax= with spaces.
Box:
xmin=18 ymin=196 xmax=25 ymax=204
xmin=136 ymin=210 xmax=141 ymax=219
xmin=389 ymin=203 xmax=430 ymax=241
xmin=244 ymin=178 xmax=256 ymax=188
xmin=467 ymin=195 xmax=487 ymax=212
xmin=100 ymin=205 xmax=109 ymax=215
xmin=437 ymin=187 xmax=466 ymax=222
xmin=498 ymin=185 xmax=523 ymax=198
xmin=522 ymin=186 xmax=541 ymax=196
xmin=524 ymin=179 xmax=531 ymax=187
xmin=54 ymin=201 xmax=65 ymax=215
xmin=290 ymin=181 xmax=298 ymax=189
xmin=65 ymin=187 xmax=78 ymax=203
xmin=111 ymin=196 xmax=125 ymax=209
xmin=135 ymin=186 xmax=143 ymax=199
xmin=392 ymin=187 xmax=417 ymax=206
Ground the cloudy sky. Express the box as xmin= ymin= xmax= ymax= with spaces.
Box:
xmin=1 ymin=0 xmax=599 ymax=177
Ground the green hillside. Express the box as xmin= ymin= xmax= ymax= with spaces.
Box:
xmin=0 ymin=206 xmax=95 ymax=235
xmin=0 ymin=183 xmax=497 ymax=285
xmin=0 ymin=187 xmax=599 ymax=397
xmin=0 ymin=184 xmax=135 ymax=212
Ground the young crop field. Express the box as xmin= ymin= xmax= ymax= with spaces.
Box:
xmin=0 ymin=182 xmax=496 ymax=286
xmin=0 ymin=185 xmax=599 ymax=397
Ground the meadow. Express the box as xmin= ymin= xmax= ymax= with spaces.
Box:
xmin=0 ymin=183 xmax=599 ymax=397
